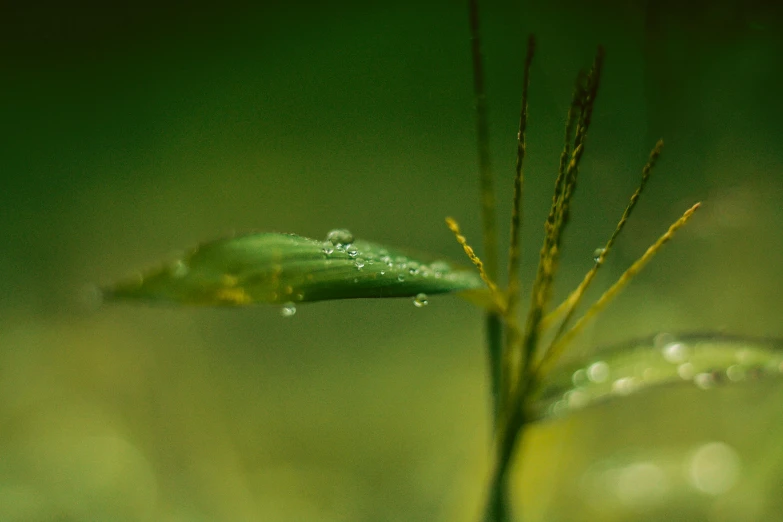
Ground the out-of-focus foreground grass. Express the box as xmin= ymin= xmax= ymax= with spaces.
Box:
xmin=0 ymin=1 xmax=782 ymax=520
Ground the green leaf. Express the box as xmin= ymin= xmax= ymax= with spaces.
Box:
xmin=103 ymin=232 xmax=485 ymax=306
xmin=530 ymin=334 xmax=783 ymax=421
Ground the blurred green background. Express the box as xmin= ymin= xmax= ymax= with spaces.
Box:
xmin=1 ymin=0 xmax=782 ymax=520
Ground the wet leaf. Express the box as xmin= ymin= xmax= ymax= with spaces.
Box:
xmin=530 ymin=334 xmax=783 ymax=421
xmin=103 ymin=232 xmax=485 ymax=306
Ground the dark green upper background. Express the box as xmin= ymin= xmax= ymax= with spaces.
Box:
xmin=2 ymin=0 xmax=781 ymax=335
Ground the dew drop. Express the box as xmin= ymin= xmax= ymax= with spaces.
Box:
xmin=662 ymin=342 xmax=689 ymax=364
xmin=321 ymin=241 xmax=335 ymax=255
xmin=726 ymin=364 xmax=745 ymax=382
xmin=551 ymin=400 xmax=568 ymax=416
xmin=354 ymin=258 xmax=365 ymax=270
xmin=413 ymin=293 xmax=429 ymax=308
xmin=688 ymin=442 xmax=741 ymax=495
xmin=572 ymin=368 xmax=588 ymax=387
xmin=735 ymin=348 xmax=752 ymax=364
xmin=614 ymin=462 xmax=668 ymax=507
xmin=280 ymin=302 xmax=297 ymax=317
xmin=593 ymin=247 xmax=606 ymax=263
xmin=566 ymin=389 xmax=588 ymax=409
xmin=346 ymin=245 xmax=359 ymax=258
xmin=694 ymin=372 xmax=715 ymax=390
xmin=653 ymin=332 xmax=676 ymax=349
xmin=397 ymin=274 xmax=406 ymax=282
xmin=678 ymin=362 xmax=695 ymax=380
xmin=170 ymin=260 xmax=189 ymax=278
xmin=326 ymin=229 xmax=354 ymax=246
xmin=611 ymin=377 xmax=636 ymax=395
xmin=587 ymin=361 xmax=610 ymax=383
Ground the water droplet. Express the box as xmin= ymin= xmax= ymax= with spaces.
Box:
xmin=566 ymin=389 xmax=588 ymax=409
xmin=397 ymin=274 xmax=405 ymax=282
xmin=677 ymin=362 xmax=695 ymax=380
xmin=409 ymin=267 xmax=419 ymax=275
xmin=572 ymin=368 xmax=588 ymax=387
xmin=321 ymin=241 xmax=335 ymax=255
xmin=662 ymin=342 xmax=689 ymax=364
xmin=614 ymin=462 xmax=668 ymax=507
xmin=413 ymin=293 xmax=428 ymax=307
xmin=612 ymin=377 xmax=636 ymax=395
xmin=354 ymin=258 xmax=365 ymax=270
xmin=170 ymin=260 xmax=189 ymax=278
xmin=688 ymin=442 xmax=741 ymax=495
xmin=346 ymin=245 xmax=359 ymax=258
xmin=593 ymin=247 xmax=606 ymax=263
xmin=735 ymin=348 xmax=753 ymax=364
xmin=694 ymin=372 xmax=715 ymax=390
xmin=280 ymin=302 xmax=297 ymax=317
xmin=653 ymin=332 xmax=675 ymax=348
xmin=551 ymin=400 xmax=568 ymax=416
xmin=326 ymin=228 xmax=354 ymax=246
xmin=587 ymin=361 xmax=609 ymax=383
xmin=726 ymin=364 xmax=745 ymax=382
xmin=379 ymin=270 xmax=386 ymax=275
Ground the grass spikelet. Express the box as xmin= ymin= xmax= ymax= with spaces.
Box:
xmin=537 ymin=202 xmax=702 ymax=376
xmin=519 ymin=47 xmax=605 ymax=381
xmin=446 ymin=217 xmax=505 ymax=311
xmin=541 ymin=139 xmax=665 ymax=335
xmin=502 ymin=35 xmax=536 ymax=417
xmin=507 ymin=34 xmax=536 ymax=312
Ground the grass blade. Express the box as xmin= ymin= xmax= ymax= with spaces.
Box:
xmin=530 ymin=334 xmax=783 ymax=421
xmin=103 ymin=232 xmax=485 ymax=306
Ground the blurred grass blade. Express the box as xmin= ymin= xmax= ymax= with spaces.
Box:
xmin=103 ymin=232 xmax=485 ymax=306
xmin=530 ymin=334 xmax=783 ymax=422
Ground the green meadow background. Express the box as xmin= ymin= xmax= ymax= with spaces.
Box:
xmin=1 ymin=1 xmax=782 ymax=520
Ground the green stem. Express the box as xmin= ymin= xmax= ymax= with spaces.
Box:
xmin=484 ymin=407 xmax=528 ymax=522
xmin=486 ymin=313 xmax=504 ymax=423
